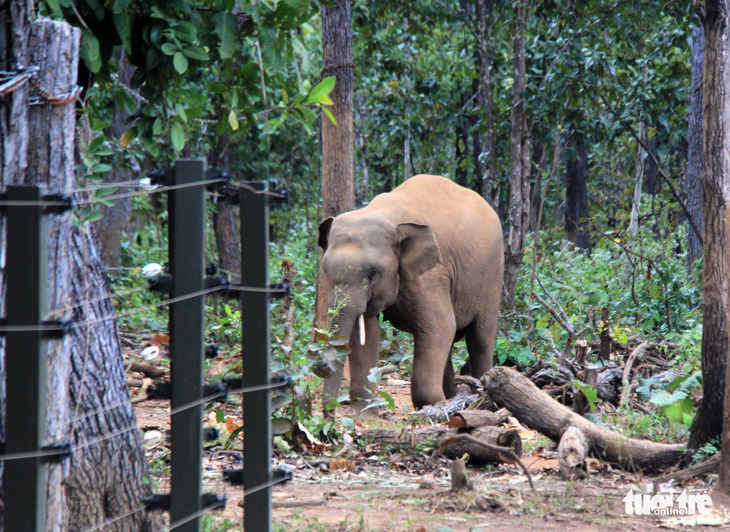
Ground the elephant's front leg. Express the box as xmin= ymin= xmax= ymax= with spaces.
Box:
xmin=348 ymin=315 xmax=382 ymax=416
xmin=411 ymin=316 xmax=457 ymax=409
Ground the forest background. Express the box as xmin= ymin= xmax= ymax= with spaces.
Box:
xmin=40 ymin=0 xmax=723 ymax=496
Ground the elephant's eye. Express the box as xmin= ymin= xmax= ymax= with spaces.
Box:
xmin=367 ymin=268 xmax=378 ymax=282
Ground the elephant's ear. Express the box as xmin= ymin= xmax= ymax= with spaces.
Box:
xmin=397 ymin=223 xmax=442 ymax=283
xmin=318 ymin=217 xmax=334 ymax=251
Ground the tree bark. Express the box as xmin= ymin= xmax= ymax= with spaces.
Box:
xmin=503 ymin=0 xmax=531 ymax=306
xmin=475 ymin=0 xmax=498 ymax=205
xmin=317 ymin=0 xmax=355 ymax=407
xmin=209 ymin=134 xmax=241 ymax=283
xmin=485 ymin=367 xmax=685 ymax=472
xmin=440 ymin=427 xmax=522 ymax=465
xmin=403 ymin=14 xmax=411 ymax=182
xmin=692 ymin=0 xmax=730 ymax=464
xmin=564 ymin=130 xmax=591 ymax=250
xmin=529 ymin=139 xmax=545 ymax=233
xmin=685 ymin=26 xmax=705 ymax=272
xmin=94 ymin=52 xmax=135 ymax=268
xmin=354 ymin=92 xmax=370 ymax=204
xmin=455 ymin=89 xmax=469 ymax=188
xmin=0 ymin=10 xmax=158 ymax=530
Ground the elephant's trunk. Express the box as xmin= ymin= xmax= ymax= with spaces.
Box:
xmin=329 ymin=304 xmax=365 ymax=346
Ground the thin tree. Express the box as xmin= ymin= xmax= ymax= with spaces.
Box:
xmin=503 ymin=0 xmax=532 ymax=306
xmin=685 ymin=26 xmax=705 ymax=272
xmin=315 ymin=0 xmax=355 ymax=406
xmin=690 ymin=0 xmax=730 ymax=459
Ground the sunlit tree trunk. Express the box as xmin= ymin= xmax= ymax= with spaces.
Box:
xmin=690 ymin=0 xmax=730 ymax=466
xmin=316 ymin=0 xmax=355 ymax=406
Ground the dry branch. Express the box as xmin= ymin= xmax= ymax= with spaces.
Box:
xmin=620 ymin=341 xmax=653 ymax=405
xmin=485 ymin=367 xmax=684 ymax=472
xmin=439 ymin=426 xmax=521 ymax=464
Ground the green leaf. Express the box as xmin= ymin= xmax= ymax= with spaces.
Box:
xmin=80 ymin=31 xmax=101 ymax=73
xmin=96 ymin=186 xmax=119 ymax=198
xmin=90 ymin=163 xmax=112 ymax=173
xmin=649 ymin=389 xmax=679 ymax=407
xmin=322 ymin=106 xmax=337 ymax=125
xmin=112 ymin=11 xmax=133 ymax=52
xmin=175 ymin=103 xmax=187 ymax=123
xmin=307 ymin=76 xmax=336 ymax=105
xmin=161 ymin=43 xmax=177 ymax=56
xmin=85 ymin=212 xmax=104 ymax=223
xmin=378 ymin=391 xmax=396 ymax=411
xmin=215 ymin=408 xmax=226 ymax=423
xmin=213 ymin=11 xmax=237 ymax=60
xmin=208 ymin=81 xmax=229 ymax=93
xmin=171 ymin=123 xmax=185 ymax=152
xmin=112 ymin=0 xmax=131 ymax=12
xmin=173 ymin=52 xmax=188 ymax=74
xmin=152 ymin=117 xmax=163 ymax=136
xmin=182 ymin=46 xmax=210 ymax=62
xmin=88 ymin=136 xmax=105 ymax=153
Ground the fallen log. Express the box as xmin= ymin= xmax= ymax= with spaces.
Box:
xmin=558 ymin=426 xmax=588 ymax=480
xmin=128 ymin=362 xmax=165 ymax=379
xmin=447 ymin=408 xmax=510 ymax=429
xmin=659 ymin=454 xmax=720 ymax=483
xmin=485 ymin=367 xmax=685 ymax=472
xmin=440 ymin=426 xmax=521 ymax=464
xmin=357 ymin=426 xmax=450 ymax=447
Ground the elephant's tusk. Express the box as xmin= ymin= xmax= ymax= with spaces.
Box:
xmin=358 ymin=314 xmax=366 ymax=346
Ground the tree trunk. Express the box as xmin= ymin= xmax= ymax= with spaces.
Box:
xmin=475 ymin=0 xmax=498 ymax=205
xmin=686 ymin=26 xmax=705 ymax=272
xmin=403 ymin=14 xmax=411 ymax=182
xmin=564 ymin=131 xmax=591 ymax=250
xmin=455 ymin=90 xmax=469 ymax=188
xmin=503 ymin=0 xmax=531 ymax=306
xmin=94 ymin=52 xmax=135 ymax=268
xmin=317 ymin=0 xmax=355 ymax=407
xmin=354 ymin=93 xmax=370 ymax=204
xmin=529 ymin=139 xmax=545 ymax=233
xmin=691 ymin=0 xmax=730 ymax=461
xmin=0 ymin=10 xmax=158 ymax=531
xmin=470 ymin=73 xmax=483 ymax=196
xmin=642 ymin=136 xmax=658 ymax=195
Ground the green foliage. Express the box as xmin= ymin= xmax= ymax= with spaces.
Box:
xmin=572 ymin=380 xmax=598 ymax=412
xmin=637 ymin=371 xmax=702 ymax=427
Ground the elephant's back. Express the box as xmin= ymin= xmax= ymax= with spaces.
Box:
xmin=365 ymin=174 xmax=503 ymax=327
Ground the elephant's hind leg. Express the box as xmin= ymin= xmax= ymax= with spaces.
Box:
xmin=442 ymin=347 xmax=457 ymax=399
xmin=464 ymin=313 xmax=497 ymax=379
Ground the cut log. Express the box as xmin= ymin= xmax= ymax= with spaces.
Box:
xmin=484 ymin=367 xmax=685 ymax=472
xmin=128 ymin=361 xmax=166 ymax=378
xmin=357 ymin=426 xmax=450 ymax=447
xmin=558 ymin=426 xmax=589 ymax=480
xmin=597 ymin=366 xmax=623 ymax=404
xmin=448 ymin=408 xmax=510 ymax=428
xmin=440 ymin=426 xmax=522 ymax=464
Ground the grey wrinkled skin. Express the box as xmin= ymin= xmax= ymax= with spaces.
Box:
xmin=319 ymin=175 xmax=504 ymax=414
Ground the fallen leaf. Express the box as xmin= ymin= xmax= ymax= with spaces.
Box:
xmin=150 ymin=333 xmax=170 ymax=346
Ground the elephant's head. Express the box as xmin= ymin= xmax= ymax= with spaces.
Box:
xmin=318 ymin=212 xmax=442 ymax=345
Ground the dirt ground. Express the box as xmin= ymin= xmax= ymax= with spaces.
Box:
xmin=131 ymin=372 xmax=725 ymax=532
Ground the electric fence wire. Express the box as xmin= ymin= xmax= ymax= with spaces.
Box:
xmin=0 ymin=175 xmax=290 ymax=527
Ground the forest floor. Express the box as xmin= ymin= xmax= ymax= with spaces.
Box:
xmin=129 ymin=364 xmax=724 ymax=532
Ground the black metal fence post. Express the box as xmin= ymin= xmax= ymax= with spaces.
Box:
xmin=239 ymin=182 xmax=272 ymax=532
xmin=169 ymin=159 xmax=206 ymax=531
xmin=4 ymin=185 xmax=50 ymax=532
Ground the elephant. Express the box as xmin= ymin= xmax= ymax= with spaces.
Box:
xmin=318 ymin=174 xmax=504 ymax=414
